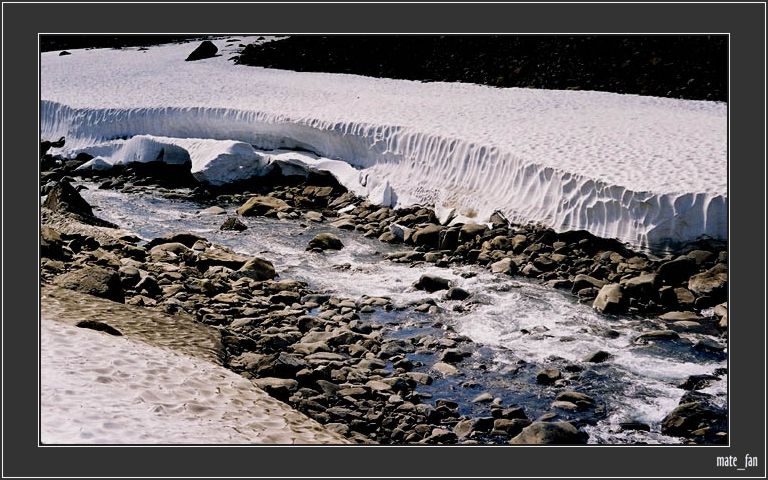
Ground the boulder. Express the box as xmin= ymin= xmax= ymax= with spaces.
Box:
xmin=43 ymin=181 xmax=116 ymax=227
xmin=509 ymin=421 xmax=588 ymax=444
xmin=445 ymin=287 xmax=471 ymax=301
xmin=252 ymin=377 xmax=298 ymax=400
xmin=237 ymin=257 xmax=276 ymax=281
xmin=54 ymin=266 xmax=123 ymax=302
xmin=490 ymin=257 xmax=517 ymax=275
xmin=688 ymin=263 xmax=728 ymax=298
xmin=535 ymin=368 xmax=561 ymax=384
xmin=657 ymin=256 xmax=697 ymax=285
xmin=583 ymin=350 xmax=613 ymax=363
xmin=620 ymin=273 xmax=658 ymax=298
xmin=411 ymin=224 xmax=443 ymax=249
xmin=413 ymin=274 xmax=451 ymax=293
xmin=306 ymin=232 xmax=344 ymax=251
xmin=592 ymin=283 xmax=623 ymax=314
xmin=459 ymin=223 xmax=488 ymax=242
xmin=185 ymin=40 xmax=218 ymax=61
xmin=661 ymin=401 xmax=727 ymax=440
xmin=220 ymin=216 xmax=248 ymax=231
xmin=236 ymin=195 xmax=290 ymax=216
xmin=145 ymin=232 xmax=207 ymax=249
xmin=571 ymin=274 xmax=606 ymax=294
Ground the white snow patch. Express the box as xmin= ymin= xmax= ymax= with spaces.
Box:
xmin=40 ymin=318 xmax=344 ymax=444
xmin=41 ymin=37 xmax=727 ymax=249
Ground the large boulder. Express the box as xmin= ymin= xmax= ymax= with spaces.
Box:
xmin=43 ymin=181 xmax=116 ymax=227
xmin=306 ymin=232 xmax=344 ymax=251
xmin=411 ymin=224 xmax=443 ymax=249
xmin=490 ymin=257 xmax=517 ymax=275
xmin=459 ymin=223 xmax=488 ymax=243
xmin=571 ymin=274 xmax=606 ymax=294
xmin=661 ymin=400 xmax=727 ymax=441
xmin=413 ymin=274 xmax=451 ymax=293
xmin=688 ymin=263 xmax=728 ymax=298
xmin=185 ymin=40 xmax=218 ymax=61
xmin=236 ymin=257 xmax=276 ymax=280
xmin=236 ymin=195 xmax=290 ymax=217
xmin=54 ymin=266 xmax=124 ymax=302
xmin=509 ymin=421 xmax=588 ymax=444
xmin=593 ymin=283 xmax=623 ymax=314
xmin=620 ymin=273 xmax=658 ymax=298
xmin=657 ymin=256 xmax=698 ymax=285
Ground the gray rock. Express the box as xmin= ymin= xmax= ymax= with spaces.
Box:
xmin=509 ymin=421 xmax=588 ymax=444
xmin=307 ymin=232 xmax=344 ymax=251
xmin=220 ymin=216 xmax=248 ymax=231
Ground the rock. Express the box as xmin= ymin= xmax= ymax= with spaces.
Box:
xmin=413 ymin=274 xmax=451 ymax=293
xmin=551 ymin=400 xmax=579 ymax=411
xmin=674 ymin=287 xmax=696 ymax=306
xmin=509 ymin=421 xmax=588 ymax=444
xmin=459 ymin=223 xmax=488 ymax=242
xmin=59 ymin=50 xmax=71 ymax=56
xmin=592 ymin=283 xmax=623 ymax=314
xmin=661 ymin=401 xmax=726 ymax=440
xmin=472 ymin=392 xmax=494 ymax=403
xmin=583 ymin=350 xmax=613 ymax=363
xmin=679 ymin=374 xmax=720 ymax=391
xmin=432 ymin=362 xmax=460 ymax=376
xmin=330 ymin=218 xmax=356 ymax=230
xmin=304 ymin=211 xmax=324 ymax=222
xmin=659 ymin=311 xmax=703 ymax=322
xmin=252 ymin=377 xmax=298 ymax=400
xmin=489 ymin=211 xmax=509 ymax=228
xmin=687 ymin=249 xmax=714 ymax=265
xmin=493 ymin=418 xmax=531 ymax=436
xmin=688 ymin=263 xmax=727 ymax=298
xmin=411 ymin=224 xmax=443 ymax=249
xmin=426 ymin=428 xmax=457 ymax=444
xmin=43 ymin=181 xmax=116 ymax=227
xmin=306 ymin=232 xmax=344 ymax=251
xmin=657 ymin=256 xmax=697 ymax=285
xmin=619 ymin=421 xmax=651 ymax=432
xmin=445 ymin=287 xmax=471 ymax=301
xmin=555 ymin=391 xmax=595 ymax=408
xmin=55 ymin=266 xmax=123 ymax=302
xmin=200 ymin=206 xmax=226 ymax=215
xmin=490 ymin=257 xmax=517 ymax=275
xmin=237 ymin=257 xmax=276 ymax=281
xmin=620 ymin=273 xmax=658 ymax=298
xmin=40 ymin=226 xmax=66 ymax=259
xmin=196 ymin=247 xmax=251 ymax=270
xmin=236 ymin=195 xmax=290 ymax=216
xmin=636 ymin=330 xmax=680 ymax=342
xmin=535 ymin=368 xmax=561 ymax=384
xmin=694 ymin=338 xmax=725 ymax=352
xmin=571 ymin=274 xmax=607 ymax=294
xmin=146 ymin=232 xmax=207 ymax=249
xmin=185 ymin=40 xmax=218 ymax=61
xmin=219 ymin=216 xmax=248 ymax=231
xmin=149 ymin=242 xmax=189 ymax=256
xmin=75 ymin=320 xmax=122 ymax=336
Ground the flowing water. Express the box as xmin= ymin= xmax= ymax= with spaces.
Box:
xmin=79 ymin=183 xmax=728 ymax=444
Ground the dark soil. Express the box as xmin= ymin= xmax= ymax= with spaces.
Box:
xmin=235 ymin=35 xmax=727 ymax=102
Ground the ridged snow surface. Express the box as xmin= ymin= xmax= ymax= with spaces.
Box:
xmin=41 ymin=37 xmax=727 ymax=250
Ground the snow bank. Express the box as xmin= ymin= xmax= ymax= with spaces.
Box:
xmin=41 ymin=38 xmax=727 ymax=249
xmin=40 ymin=318 xmax=345 ymax=444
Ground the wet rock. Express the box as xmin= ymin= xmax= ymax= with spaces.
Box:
xmin=75 ymin=320 xmax=122 ymax=336
xmin=40 ymin=226 xmax=66 ymax=259
xmin=636 ymin=330 xmax=680 ymax=342
xmin=440 ymin=348 xmax=470 ymax=363
xmin=555 ymin=390 xmax=595 ymax=409
xmin=535 ymin=368 xmax=561 ymax=384
xmin=679 ymin=374 xmax=720 ymax=391
xmin=146 ymin=232 xmax=207 ymax=249
xmin=236 ymin=195 xmax=290 ymax=216
xmin=445 ymin=287 xmax=471 ymax=301
xmin=196 ymin=247 xmax=251 ymax=270
xmin=432 ymin=362 xmax=460 ymax=376
xmin=619 ymin=421 xmax=651 ymax=432
xmin=489 ymin=211 xmax=509 ymax=228
xmin=686 ymin=249 xmax=714 ymax=265
xmin=472 ymin=392 xmax=494 ymax=403
xmin=55 ymin=266 xmax=123 ymax=302
xmin=236 ymin=257 xmax=276 ymax=281
xmin=509 ymin=421 xmax=588 ymax=444
xmin=425 ymin=428 xmax=458 ymax=444
xmin=219 ymin=216 xmax=248 ymax=231
xmin=583 ymin=350 xmax=613 ymax=363
xmin=185 ymin=40 xmax=218 ymax=61
xmin=490 ymin=257 xmax=517 ymax=275
xmin=694 ymin=338 xmax=726 ymax=353
xmin=620 ymin=273 xmax=658 ymax=298
xmin=661 ymin=400 xmax=727 ymax=441
xmin=413 ymin=274 xmax=451 ymax=293
xmin=592 ymin=283 xmax=623 ymax=314
xmin=492 ymin=418 xmax=531 ymax=436
xmin=307 ymin=232 xmax=344 ymax=251
xmin=200 ymin=206 xmax=226 ymax=215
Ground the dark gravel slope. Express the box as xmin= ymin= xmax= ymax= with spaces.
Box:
xmin=235 ymin=35 xmax=727 ymax=102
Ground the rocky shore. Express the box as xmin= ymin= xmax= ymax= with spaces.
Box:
xmin=40 ymin=150 xmax=729 ymax=445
